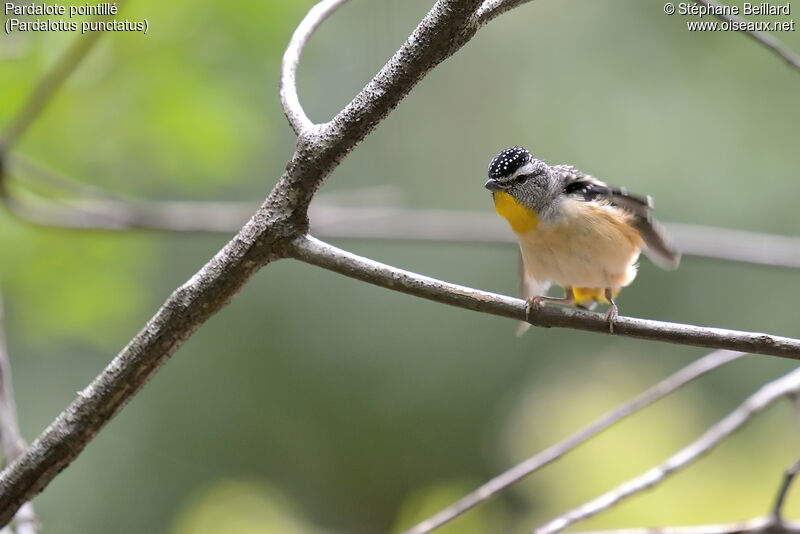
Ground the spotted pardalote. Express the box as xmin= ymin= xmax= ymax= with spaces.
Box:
xmin=484 ymin=146 xmax=680 ymax=333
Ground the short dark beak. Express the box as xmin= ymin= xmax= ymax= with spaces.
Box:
xmin=484 ymin=178 xmax=504 ymax=192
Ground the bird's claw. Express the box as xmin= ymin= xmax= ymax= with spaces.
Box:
xmin=604 ymin=305 xmax=618 ymax=334
xmin=525 ymin=296 xmax=544 ymax=321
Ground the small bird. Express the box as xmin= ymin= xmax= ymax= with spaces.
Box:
xmin=484 ymin=147 xmax=680 ymax=333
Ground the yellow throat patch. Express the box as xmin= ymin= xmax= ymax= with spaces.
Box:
xmin=492 ymin=191 xmax=538 ymax=233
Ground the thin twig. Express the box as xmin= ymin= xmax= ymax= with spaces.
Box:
xmin=0 ymin=4 xmax=123 ymax=152
xmin=566 ymin=517 xmax=800 ymax=534
xmin=289 ymin=234 xmax=800 ymax=359
xmin=2 ymin=194 xmax=255 ymax=233
xmin=0 ymin=295 xmax=38 ymax=534
xmin=280 ymin=0 xmax=350 ymax=134
xmin=557 ymin=462 xmax=800 ymax=534
xmin=772 ymin=458 xmax=800 ymax=522
xmin=533 ymin=366 xmax=800 ymax=534
xmin=8 ymin=156 xmax=129 ymax=200
xmin=402 ymin=350 xmax=746 ymax=534
xmin=694 ymin=0 xmax=800 ymax=71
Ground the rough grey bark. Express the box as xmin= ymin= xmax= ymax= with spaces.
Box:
xmin=0 ymin=0 xmax=503 ymax=524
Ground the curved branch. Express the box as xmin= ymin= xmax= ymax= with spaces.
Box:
xmin=474 ymin=0 xmax=535 ymax=26
xmin=695 ymin=0 xmax=800 ymax=71
xmin=402 ymin=350 xmax=746 ymax=534
xmin=533 ymin=366 xmax=800 ymax=534
xmin=289 ymin=234 xmax=800 ymax=359
xmin=280 ymin=0 xmax=350 ymax=134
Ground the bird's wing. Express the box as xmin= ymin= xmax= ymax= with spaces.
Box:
xmin=553 ymin=165 xmax=681 ymax=270
xmin=517 ymin=254 xmax=551 ymax=336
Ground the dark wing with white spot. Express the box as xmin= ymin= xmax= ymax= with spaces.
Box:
xmin=553 ymin=165 xmax=681 ymax=270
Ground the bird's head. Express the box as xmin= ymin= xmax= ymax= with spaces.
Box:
xmin=484 ymin=147 xmax=558 ymax=219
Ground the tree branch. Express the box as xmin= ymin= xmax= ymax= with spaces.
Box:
xmin=533 ymin=366 xmax=800 ymax=534
xmin=402 ymin=350 xmax=746 ymax=534
xmin=474 ymin=0 xmax=535 ymax=25
xmin=772 ymin=458 xmax=800 ymax=522
xmin=0 ymin=294 xmax=38 ymax=534
xmin=5 ymin=163 xmax=800 ymax=270
xmin=1 ymin=194 xmax=255 ymax=233
xmin=565 ymin=518 xmax=800 ymax=534
xmin=1 ymin=0 xmax=796 ymax=526
xmin=289 ymin=234 xmax=800 ymax=359
xmin=280 ymin=0 xmax=349 ymax=134
xmin=0 ymin=0 xmax=515 ymax=524
xmin=546 ymin=458 xmax=800 ymax=534
xmin=694 ymin=0 xmax=800 ymax=71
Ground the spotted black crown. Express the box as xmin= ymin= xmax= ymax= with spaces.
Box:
xmin=488 ymin=146 xmax=532 ymax=179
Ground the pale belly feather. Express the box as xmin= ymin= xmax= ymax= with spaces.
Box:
xmin=517 ymin=201 xmax=643 ymax=289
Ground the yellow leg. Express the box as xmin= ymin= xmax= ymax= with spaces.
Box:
xmin=604 ymin=287 xmax=618 ymax=333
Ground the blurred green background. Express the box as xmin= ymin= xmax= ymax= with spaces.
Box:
xmin=1 ymin=0 xmax=799 ymax=532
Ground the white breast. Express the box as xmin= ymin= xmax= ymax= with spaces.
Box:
xmin=517 ymin=200 xmax=643 ymax=289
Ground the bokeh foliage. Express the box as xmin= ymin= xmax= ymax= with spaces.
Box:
xmin=0 ymin=0 xmax=799 ymax=532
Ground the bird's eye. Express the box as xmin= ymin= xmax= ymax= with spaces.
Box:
xmin=514 ymin=173 xmax=532 ymax=184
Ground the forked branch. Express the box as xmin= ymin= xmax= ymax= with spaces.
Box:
xmin=772 ymin=458 xmax=800 ymax=522
xmin=0 ymin=0 xmax=521 ymax=525
xmin=533 ymin=366 xmax=800 ymax=534
xmin=403 ymin=350 xmax=746 ymax=534
xmin=543 ymin=453 xmax=800 ymax=534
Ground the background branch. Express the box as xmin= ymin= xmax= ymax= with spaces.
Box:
xmin=772 ymin=458 xmax=800 ymax=522
xmin=694 ymin=0 xmax=800 ymax=71
xmin=532 ymin=457 xmax=800 ymax=534
xmin=309 ymin=208 xmax=800 ymax=270
xmin=289 ymin=234 xmax=800 ymax=359
xmin=533 ymin=366 xmax=800 ymax=534
xmin=4 ymin=167 xmax=800 ymax=270
xmin=0 ymin=295 xmax=37 ymax=534
xmin=403 ymin=350 xmax=746 ymax=534
xmin=0 ymin=5 xmax=121 ymax=152
xmin=565 ymin=518 xmax=800 ymax=534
